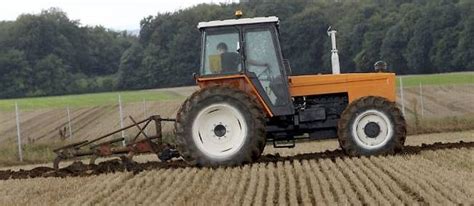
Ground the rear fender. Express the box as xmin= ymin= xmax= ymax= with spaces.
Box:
xmin=196 ymin=74 xmax=274 ymax=117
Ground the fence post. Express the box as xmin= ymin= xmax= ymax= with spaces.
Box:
xmin=118 ymin=94 xmax=125 ymax=146
xmin=15 ymin=102 xmax=23 ymax=162
xmin=399 ymin=77 xmax=406 ymax=116
xmin=67 ymin=106 xmax=73 ymax=139
xmin=143 ymin=98 xmax=147 ymax=135
xmin=419 ymin=83 xmax=424 ymax=118
xmin=144 ymin=99 xmax=148 ymax=118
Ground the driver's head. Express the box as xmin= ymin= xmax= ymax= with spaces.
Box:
xmin=374 ymin=61 xmax=387 ymax=72
xmin=217 ymin=42 xmax=228 ymax=54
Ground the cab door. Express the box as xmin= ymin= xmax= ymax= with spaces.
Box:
xmin=243 ymin=25 xmax=294 ymax=116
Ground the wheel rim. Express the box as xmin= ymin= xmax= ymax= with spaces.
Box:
xmin=351 ymin=109 xmax=393 ymax=149
xmin=191 ymin=103 xmax=248 ymax=159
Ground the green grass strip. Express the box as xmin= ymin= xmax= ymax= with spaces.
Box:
xmin=396 ymin=72 xmax=474 ymax=87
xmin=0 ymin=90 xmax=183 ymax=111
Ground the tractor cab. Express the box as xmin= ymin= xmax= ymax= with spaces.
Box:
xmin=197 ymin=16 xmax=294 ymax=116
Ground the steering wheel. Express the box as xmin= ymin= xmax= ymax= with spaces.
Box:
xmin=256 ymin=65 xmax=277 ymax=99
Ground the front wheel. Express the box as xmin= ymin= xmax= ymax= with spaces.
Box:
xmin=174 ymin=86 xmax=266 ymax=166
xmin=338 ymin=96 xmax=406 ymax=156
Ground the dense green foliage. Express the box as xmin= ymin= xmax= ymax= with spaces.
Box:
xmin=0 ymin=8 xmax=136 ymax=98
xmin=121 ymin=0 xmax=474 ymax=89
xmin=1 ymin=0 xmax=473 ymax=98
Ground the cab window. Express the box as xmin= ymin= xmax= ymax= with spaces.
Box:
xmin=201 ymin=28 xmax=241 ymax=75
xmin=245 ymin=27 xmax=286 ymax=106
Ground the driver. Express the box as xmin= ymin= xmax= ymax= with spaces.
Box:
xmin=216 ymin=42 xmax=268 ymax=73
xmin=217 ymin=42 xmax=241 ymax=73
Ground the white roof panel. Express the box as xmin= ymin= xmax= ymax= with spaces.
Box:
xmin=197 ymin=16 xmax=279 ymax=29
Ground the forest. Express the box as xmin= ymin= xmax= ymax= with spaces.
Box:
xmin=0 ymin=0 xmax=473 ymax=98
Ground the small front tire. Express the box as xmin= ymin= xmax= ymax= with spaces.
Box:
xmin=338 ymin=96 xmax=406 ymax=156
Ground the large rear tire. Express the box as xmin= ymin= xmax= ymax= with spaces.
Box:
xmin=338 ymin=96 xmax=406 ymax=156
xmin=174 ymin=86 xmax=266 ymax=166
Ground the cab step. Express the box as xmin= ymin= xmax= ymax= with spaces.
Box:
xmin=273 ymin=139 xmax=295 ymax=148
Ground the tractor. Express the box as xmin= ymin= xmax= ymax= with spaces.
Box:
xmin=53 ymin=14 xmax=406 ymax=169
xmin=173 ymin=14 xmax=406 ymax=166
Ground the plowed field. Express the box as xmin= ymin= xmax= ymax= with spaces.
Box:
xmin=0 ymin=131 xmax=472 ymax=205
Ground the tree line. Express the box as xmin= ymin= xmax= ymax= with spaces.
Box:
xmin=0 ymin=8 xmax=135 ymax=98
xmin=1 ymin=0 xmax=473 ymax=98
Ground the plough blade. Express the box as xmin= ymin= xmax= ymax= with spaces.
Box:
xmin=53 ymin=115 xmax=179 ymax=170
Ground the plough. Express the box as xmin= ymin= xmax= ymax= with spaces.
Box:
xmin=53 ymin=115 xmax=180 ymax=170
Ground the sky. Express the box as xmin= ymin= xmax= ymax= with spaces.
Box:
xmin=1 ymin=0 xmax=237 ymax=30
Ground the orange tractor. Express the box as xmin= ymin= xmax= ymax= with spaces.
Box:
xmin=53 ymin=14 xmax=406 ymax=169
xmin=173 ymin=15 xmax=406 ymax=166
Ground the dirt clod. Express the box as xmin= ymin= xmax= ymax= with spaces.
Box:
xmin=0 ymin=141 xmax=472 ymax=181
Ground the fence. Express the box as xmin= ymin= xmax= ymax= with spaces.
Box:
xmin=0 ymin=78 xmax=473 ymax=162
xmin=396 ymin=77 xmax=474 ymax=120
xmin=398 ymin=80 xmax=429 ymax=119
xmin=0 ymin=96 xmax=183 ymax=162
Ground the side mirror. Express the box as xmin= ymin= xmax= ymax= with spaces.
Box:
xmin=192 ymin=72 xmax=199 ymax=80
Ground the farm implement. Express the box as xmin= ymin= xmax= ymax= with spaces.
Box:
xmin=53 ymin=115 xmax=179 ymax=170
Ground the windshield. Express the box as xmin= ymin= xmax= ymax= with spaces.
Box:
xmin=201 ymin=28 xmax=241 ymax=75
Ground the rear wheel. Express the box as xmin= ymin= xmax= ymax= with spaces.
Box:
xmin=338 ymin=96 xmax=406 ymax=156
xmin=175 ymin=86 xmax=266 ymax=166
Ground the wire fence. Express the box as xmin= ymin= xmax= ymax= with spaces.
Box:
xmin=396 ymin=77 xmax=474 ymax=120
xmin=0 ymin=96 xmax=183 ymax=162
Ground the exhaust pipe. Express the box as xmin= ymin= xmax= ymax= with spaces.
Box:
xmin=327 ymin=26 xmax=340 ymax=74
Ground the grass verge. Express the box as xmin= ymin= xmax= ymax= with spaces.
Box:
xmin=0 ymin=89 xmax=183 ymax=111
xmin=396 ymin=72 xmax=474 ymax=87
xmin=0 ymin=142 xmax=61 ymax=167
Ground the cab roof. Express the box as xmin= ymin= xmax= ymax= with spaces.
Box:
xmin=197 ymin=16 xmax=279 ymax=29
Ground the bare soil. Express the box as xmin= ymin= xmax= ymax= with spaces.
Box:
xmin=0 ymin=140 xmax=471 ymax=181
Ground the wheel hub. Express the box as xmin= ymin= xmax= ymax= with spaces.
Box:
xmin=192 ymin=103 xmax=248 ymax=159
xmin=213 ymin=124 xmax=227 ymax=137
xmin=351 ymin=109 xmax=393 ymax=149
xmin=364 ymin=122 xmax=380 ymax=138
